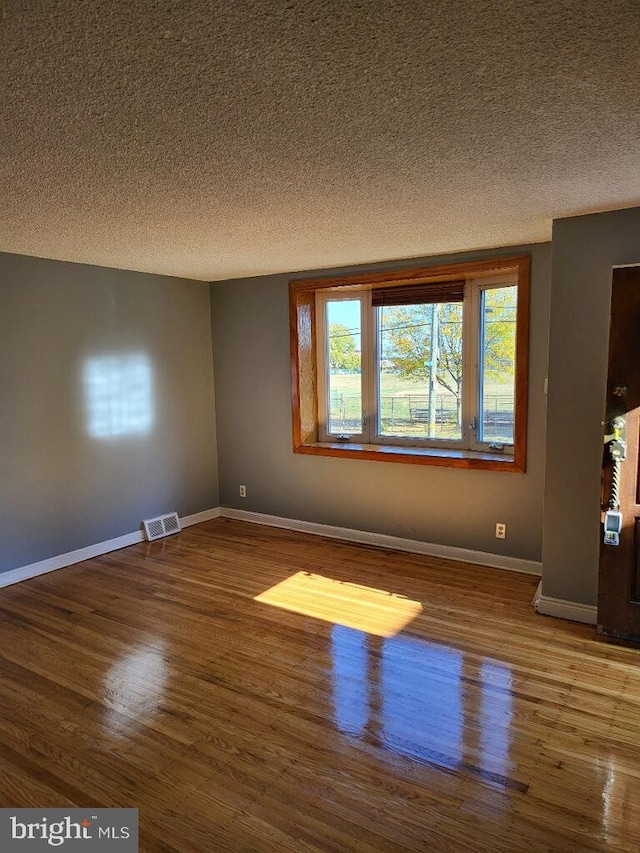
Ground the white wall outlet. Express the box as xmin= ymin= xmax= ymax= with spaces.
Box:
xmin=496 ymin=522 xmax=506 ymax=539
xmin=239 ymin=485 xmax=247 ymax=498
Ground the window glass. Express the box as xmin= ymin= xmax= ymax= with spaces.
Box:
xmin=479 ymin=286 xmax=517 ymax=445
xmin=377 ymin=303 xmax=463 ymax=441
xmin=326 ymin=300 xmax=362 ymax=434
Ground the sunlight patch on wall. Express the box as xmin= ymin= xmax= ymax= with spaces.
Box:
xmin=83 ymin=353 xmax=154 ymax=438
xmin=254 ymin=571 xmax=423 ymax=637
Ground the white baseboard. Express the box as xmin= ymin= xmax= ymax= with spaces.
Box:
xmin=0 ymin=505 xmax=542 ymax=593
xmin=180 ymin=507 xmax=221 ymax=527
xmin=0 ymin=507 xmax=222 ymax=590
xmin=7 ymin=505 xmax=603 ymax=630
xmin=220 ymin=507 xmax=542 ymax=575
xmin=532 ymin=580 xmax=597 ymax=625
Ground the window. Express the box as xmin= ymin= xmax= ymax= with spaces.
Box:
xmin=290 ymin=255 xmax=530 ymax=472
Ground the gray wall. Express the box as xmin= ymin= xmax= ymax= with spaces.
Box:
xmin=542 ymin=207 xmax=640 ymax=604
xmin=0 ymin=253 xmax=219 ymax=573
xmin=211 ymin=243 xmax=551 ymax=563
xmin=6 ymin=206 xmax=638 ymax=592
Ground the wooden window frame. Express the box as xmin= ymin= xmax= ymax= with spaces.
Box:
xmin=290 ymin=255 xmax=530 ymax=472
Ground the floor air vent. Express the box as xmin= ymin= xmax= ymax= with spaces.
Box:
xmin=143 ymin=512 xmax=182 ymax=541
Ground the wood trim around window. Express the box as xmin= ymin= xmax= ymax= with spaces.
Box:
xmin=289 ymin=288 xmax=318 ymax=446
xmin=290 ymin=254 xmax=530 ymax=472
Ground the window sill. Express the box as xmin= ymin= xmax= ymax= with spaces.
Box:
xmin=294 ymin=441 xmax=523 ymax=472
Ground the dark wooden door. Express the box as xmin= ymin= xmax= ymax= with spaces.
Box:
xmin=598 ymin=267 xmax=640 ymax=641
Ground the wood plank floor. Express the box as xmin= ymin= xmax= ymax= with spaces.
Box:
xmin=0 ymin=518 xmax=639 ymax=852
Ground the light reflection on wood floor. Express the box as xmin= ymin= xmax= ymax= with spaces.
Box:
xmin=0 ymin=518 xmax=639 ymax=852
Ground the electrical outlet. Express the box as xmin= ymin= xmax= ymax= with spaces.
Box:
xmin=239 ymin=485 xmax=247 ymax=498
xmin=495 ymin=522 xmax=506 ymax=539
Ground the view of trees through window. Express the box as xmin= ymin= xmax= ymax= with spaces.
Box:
xmin=327 ymin=301 xmax=362 ymax=434
xmin=479 ymin=287 xmax=517 ymax=443
xmin=326 ymin=286 xmax=517 ymax=443
xmin=378 ymin=301 xmax=463 ymax=440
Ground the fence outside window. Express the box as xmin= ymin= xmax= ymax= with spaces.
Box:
xmin=329 ymin=392 xmax=514 ymax=443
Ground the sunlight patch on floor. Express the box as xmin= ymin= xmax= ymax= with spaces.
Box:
xmin=254 ymin=571 xmax=423 ymax=637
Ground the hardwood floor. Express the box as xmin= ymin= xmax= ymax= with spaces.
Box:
xmin=0 ymin=518 xmax=639 ymax=851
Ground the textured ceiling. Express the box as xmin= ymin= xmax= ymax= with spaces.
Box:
xmin=2 ymin=1 xmax=640 ymax=282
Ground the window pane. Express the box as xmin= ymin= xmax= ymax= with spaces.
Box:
xmin=377 ymin=303 xmax=463 ymax=441
xmin=326 ymin=300 xmax=362 ymax=434
xmin=479 ymin=287 xmax=517 ymax=444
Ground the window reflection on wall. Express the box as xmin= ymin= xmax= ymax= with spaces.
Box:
xmin=83 ymin=353 xmax=154 ymax=438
